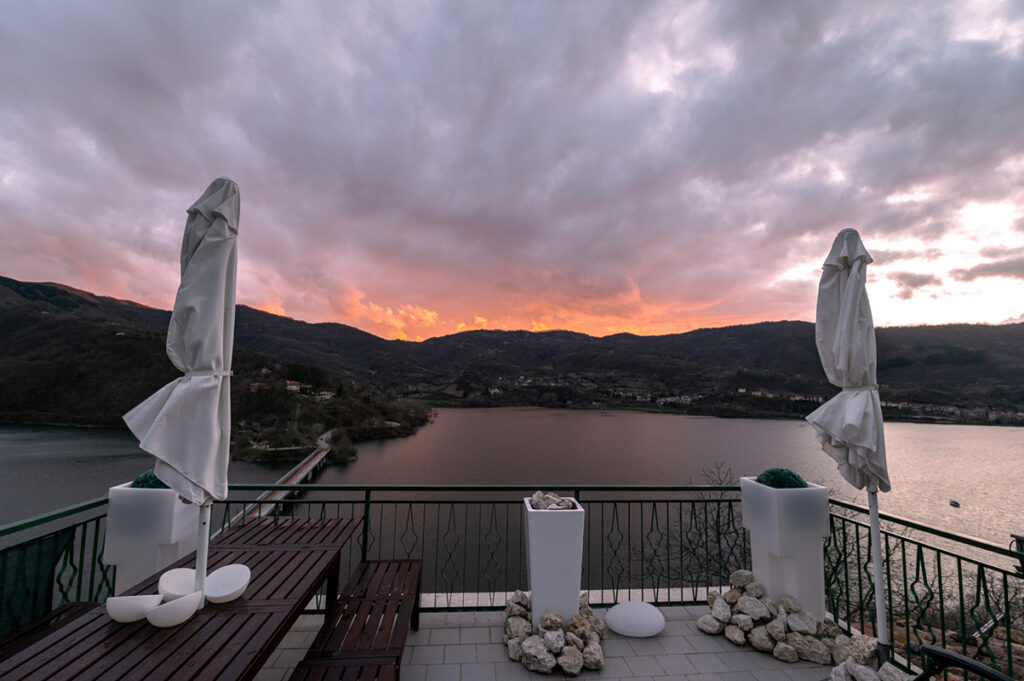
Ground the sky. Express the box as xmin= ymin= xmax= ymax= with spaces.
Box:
xmin=2 ymin=1 xmax=1024 ymax=341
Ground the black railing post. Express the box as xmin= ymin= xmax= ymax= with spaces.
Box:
xmin=361 ymin=489 xmax=371 ymax=562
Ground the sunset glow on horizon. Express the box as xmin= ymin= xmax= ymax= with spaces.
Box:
xmin=2 ymin=2 xmax=1024 ymax=341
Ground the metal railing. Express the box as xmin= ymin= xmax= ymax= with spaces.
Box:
xmin=826 ymin=500 xmax=1024 ymax=679
xmin=3 ymin=483 xmax=1022 ymax=680
xmin=218 ymin=484 xmax=749 ymax=609
xmin=0 ymin=499 xmax=114 ymax=638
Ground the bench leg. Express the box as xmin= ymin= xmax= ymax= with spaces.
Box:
xmin=411 ymin=566 xmax=422 ymax=631
xmin=325 ymin=554 xmax=340 ymax=613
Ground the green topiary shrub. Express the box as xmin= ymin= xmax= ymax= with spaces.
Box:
xmin=129 ymin=470 xmax=169 ymax=489
xmin=755 ymin=467 xmax=808 ymax=489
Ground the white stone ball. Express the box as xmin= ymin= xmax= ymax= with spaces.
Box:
xmin=605 ymin=601 xmax=665 ymax=637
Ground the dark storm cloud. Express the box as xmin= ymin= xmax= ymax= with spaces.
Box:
xmin=952 ymin=257 xmax=1024 ymax=281
xmin=1 ymin=0 xmax=1023 ymax=336
xmin=889 ymin=271 xmax=943 ymax=299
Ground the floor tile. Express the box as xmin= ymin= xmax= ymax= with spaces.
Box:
xmin=461 ymin=626 xmax=491 ymax=644
xmin=718 ymin=652 xmax=766 ymax=671
xmin=462 ymin=662 xmax=497 ymax=680
xmin=627 ymin=638 xmax=666 ymax=655
xmin=425 ymin=663 xmax=461 ymax=681
xmin=690 ymin=653 xmax=730 ymax=673
xmin=432 ymin=628 xmax=462 ymax=645
xmin=656 ymin=653 xmax=698 ymax=675
xmin=445 ymin=643 xmax=479 ymax=664
xmin=411 ymin=645 xmax=447 ymax=665
xmin=477 ymin=643 xmax=510 ymax=663
xmin=624 ymin=654 xmax=665 ymax=676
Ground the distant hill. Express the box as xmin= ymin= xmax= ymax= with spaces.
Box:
xmin=2 ymin=275 xmax=1024 ymax=426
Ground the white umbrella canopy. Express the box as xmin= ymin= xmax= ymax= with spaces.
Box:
xmin=124 ymin=177 xmax=239 ymax=505
xmin=123 ymin=178 xmax=240 ymax=610
xmin=807 ymin=228 xmax=890 ymax=493
xmin=806 ymin=227 xmax=891 ymax=653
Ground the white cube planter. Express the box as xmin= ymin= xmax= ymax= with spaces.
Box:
xmin=103 ymin=483 xmax=199 ymax=594
xmin=523 ymin=497 xmax=585 ymax=631
xmin=740 ymin=477 xmax=829 ymax=618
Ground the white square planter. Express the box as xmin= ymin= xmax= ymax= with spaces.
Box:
xmin=740 ymin=477 xmax=829 ymax=618
xmin=103 ymin=483 xmax=199 ymax=594
xmin=524 ymin=497 xmax=585 ymax=631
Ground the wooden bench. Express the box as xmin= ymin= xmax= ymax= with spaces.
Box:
xmin=910 ymin=645 xmax=1014 ymax=681
xmin=289 ymin=560 xmax=421 ymax=681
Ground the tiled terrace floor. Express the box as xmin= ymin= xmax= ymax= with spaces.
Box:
xmin=255 ymin=605 xmax=833 ymax=681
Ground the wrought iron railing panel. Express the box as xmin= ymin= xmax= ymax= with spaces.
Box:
xmin=4 ymin=483 xmax=1022 ymax=680
xmin=825 ymin=500 xmax=1023 ymax=679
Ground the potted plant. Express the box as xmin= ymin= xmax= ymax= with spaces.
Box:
xmin=740 ymin=468 xmax=828 ymax=617
xmin=103 ymin=471 xmax=199 ymax=594
xmin=523 ymin=491 xmax=585 ymax=630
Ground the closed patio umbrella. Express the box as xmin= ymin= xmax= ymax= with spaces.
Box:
xmin=806 ymin=228 xmax=891 ymax=654
xmin=124 ymin=177 xmax=239 ymax=607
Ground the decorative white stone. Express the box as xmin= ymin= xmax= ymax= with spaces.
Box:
xmin=505 ymin=601 xmax=528 ymax=619
xmin=566 ymin=631 xmax=585 ymax=650
xmin=723 ymin=587 xmax=743 ymax=604
xmin=711 ymin=597 xmax=733 ymax=622
xmin=767 ymin=612 xmax=787 ymax=642
xmin=582 ymin=642 xmax=604 ymax=670
xmin=507 ymin=638 xmax=524 ymax=662
xmin=749 ymin=626 xmax=775 ymax=652
xmin=848 ymin=661 xmax=881 ymax=681
xmin=558 ymin=646 xmax=584 ymax=675
xmin=736 ymin=595 xmax=770 ymax=621
xmin=773 ymin=641 xmax=799 ymax=662
xmin=832 ymin=660 xmax=854 ymax=681
xmin=605 ymin=601 xmax=665 ymax=637
xmin=521 ymin=635 xmax=557 ymax=673
xmin=730 ymin=569 xmax=755 ymax=587
xmin=541 ymin=612 xmax=564 ymax=631
xmin=850 ymin=634 xmax=880 ymax=669
xmin=568 ymin=612 xmax=592 ymax=639
xmin=787 ymin=609 xmax=819 ymax=635
xmin=833 ymin=634 xmax=852 ymax=665
xmin=698 ymin=613 xmax=726 ymax=635
xmin=787 ymin=632 xmax=832 ymax=665
xmin=505 ymin=616 xmax=533 ymax=640
xmin=730 ymin=614 xmax=754 ymax=632
xmin=725 ymin=625 xmax=747 ymax=645
xmin=543 ymin=629 xmax=565 ymax=653
xmin=707 ymin=589 xmax=721 ymax=607
xmin=509 ymin=589 xmax=531 ymax=609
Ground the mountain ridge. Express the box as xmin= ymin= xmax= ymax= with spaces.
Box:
xmin=2 ymin=275 xmax=1023 ymax=425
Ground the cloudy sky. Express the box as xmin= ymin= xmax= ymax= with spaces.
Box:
xmin=2 ymin=1 xmax=1023 ymax=340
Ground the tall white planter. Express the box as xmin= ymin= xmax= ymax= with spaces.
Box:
xmin=523 ymin=497 xmax=585 ymax=631
xmin=103 ymin=483 xmax=199 ymax=594
xmin=740 ymin=477 xmax=829 ymax=618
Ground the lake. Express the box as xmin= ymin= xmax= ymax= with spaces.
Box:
xmin=1 ymin=408 xmax=1021 ymax=545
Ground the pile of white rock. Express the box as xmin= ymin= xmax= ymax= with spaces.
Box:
xmin=503 ymin=591 xmax=606 ymax=675
xmin=698 ymin=570 xmax=911 ymax=681
xmin=529 ymin=491 xmax=577 ymax=510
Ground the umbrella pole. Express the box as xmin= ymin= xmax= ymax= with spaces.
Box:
xmin=868 ymin=485 xmax=890 ymax=659
xmin=195 ymin=503 xmax=211 ymax=608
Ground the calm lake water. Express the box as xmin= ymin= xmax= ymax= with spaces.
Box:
xmin=2 ymin=408 xmax=1021 ymax=546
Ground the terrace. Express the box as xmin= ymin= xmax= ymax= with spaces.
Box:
xmin=2 ymin=484 xmax=1022 ymax=680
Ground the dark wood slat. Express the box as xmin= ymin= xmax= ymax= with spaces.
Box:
xmin=1 ymin=518 xmax=359 ymax=681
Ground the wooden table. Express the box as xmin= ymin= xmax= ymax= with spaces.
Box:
xmin=0 ymin=517 xmax=361 ymax=681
